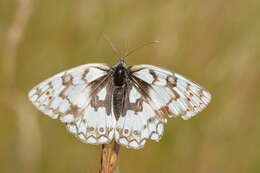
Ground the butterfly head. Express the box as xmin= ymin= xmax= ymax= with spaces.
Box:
xmin=119 ymin=58 xmax=126 ymax=67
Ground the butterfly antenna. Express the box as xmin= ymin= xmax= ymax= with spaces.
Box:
xmin=101 ymin=33 xmax=121 ymax=58
xmin=122 ymin=40 xmax=160 ymax=59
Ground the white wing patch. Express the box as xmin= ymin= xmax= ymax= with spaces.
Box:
xmin=28 ymin=63 xmax=116 ymax=144
xmin=130 ymin=64 xmax=211 ymax=120
xmin=129 ymin=87 xmax=142 ymax=103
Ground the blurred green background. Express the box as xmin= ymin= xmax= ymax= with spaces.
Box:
xmin=1 ymin=0 xmax=260 ymax=173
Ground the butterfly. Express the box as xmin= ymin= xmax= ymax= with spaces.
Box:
xmin=28 ymin=58 xmax=211 ymax=149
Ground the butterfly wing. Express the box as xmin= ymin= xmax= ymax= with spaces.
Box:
xmin=129 ymin=64 xmax=211 ymax=120
xmin=114 ymin=64 xmax=211 ymax=149
xmin=114 ymin=83 xmax=165 ymax=149
xmin=28 ymin=63 xmax=116 ymax=144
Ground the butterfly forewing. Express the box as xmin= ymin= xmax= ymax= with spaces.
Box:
xmin=129 ymin=64 xmax=211 ymax=120
xmin=28 ymin=63 xmax=116 ymax=144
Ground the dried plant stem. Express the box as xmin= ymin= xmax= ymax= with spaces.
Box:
xmin=3 ymin=0 xmax=33 ymax=84
xmin=2 ymin=0 xmax=41 ymax=173
xmin=99 ymin=140 xmax=120 ymax=173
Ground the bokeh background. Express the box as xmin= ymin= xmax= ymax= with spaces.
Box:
xmin=1 ymin=0 xmax=260 ymax=173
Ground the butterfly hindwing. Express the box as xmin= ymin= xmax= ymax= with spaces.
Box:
xmin=114 ymin=84 xmax=164 ymax=149
xmin=66 ymin=78 xmax=116 ymax=144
